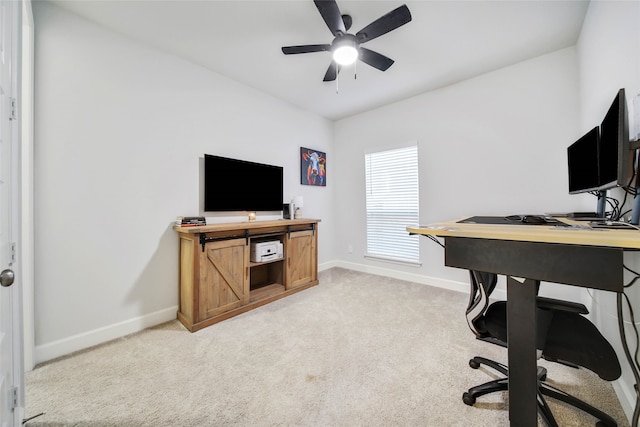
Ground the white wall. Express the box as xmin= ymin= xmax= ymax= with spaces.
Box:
xmin=332 ymin=47 xmax=588 ymax=302
xmin=577 ymin=0 xmax=640 ymax=419
xmin=32 ymin=2 xmax=335 ymax=363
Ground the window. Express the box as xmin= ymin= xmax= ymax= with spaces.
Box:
xmin=365 ymin=144 xmax=420 ymax=264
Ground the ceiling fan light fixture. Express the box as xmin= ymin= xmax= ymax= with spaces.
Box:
xmin=332 ymin=35 xmax=358 ymax=66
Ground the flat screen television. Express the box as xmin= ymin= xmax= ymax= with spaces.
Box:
xmin=204 ymin=154 xmax=284 ymax=212
xmin=568 ymin=126 xmax=600 ymax=194
xmin=598 ymin=88 xmax=631 ymax=190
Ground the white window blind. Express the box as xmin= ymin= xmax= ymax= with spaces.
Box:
xmin=365 ymin=145 xmax=419 ymax=263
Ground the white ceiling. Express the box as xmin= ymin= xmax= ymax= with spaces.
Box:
xmin=47 ymin=0 xmax=590 ymax=121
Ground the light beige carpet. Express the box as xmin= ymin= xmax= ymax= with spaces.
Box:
xmin=24 ymin=268 xmax=629 ymax=426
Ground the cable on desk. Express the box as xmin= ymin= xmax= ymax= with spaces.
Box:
xmin=619 ymin=181 xmax=636 ymax=220
xmin=610 ymin=196 xmax=623 ymax=221
xmin=618 ymin=173 xmax=637 ymax=220
xmin=617 ymin=168 xmax=640 ymax=221
xmin=609 ymin=197 xmax=621 ymax=221
xmin=596 ymin=170 xmax=638 ymax=221
xmin=589 ymin=191 xmax=621 ymax=220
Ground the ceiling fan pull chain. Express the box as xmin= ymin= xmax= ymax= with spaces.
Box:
xmin=336 ymin=64 xmax=340 ymax=94
xmin=354 ymin=60 xmax=357 ymax=80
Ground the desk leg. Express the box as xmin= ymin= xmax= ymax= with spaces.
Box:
xmin=506 ymin=276 xmax=538 ymax=427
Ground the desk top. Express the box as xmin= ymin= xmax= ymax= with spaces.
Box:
xmin=407 ymin=218 xmax=640 ymax=250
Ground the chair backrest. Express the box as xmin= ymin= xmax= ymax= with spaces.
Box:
xmin=466 ymin=271 xmax=498 ymax=338
xmin=543 ymin=310 xmax=622 ymax=381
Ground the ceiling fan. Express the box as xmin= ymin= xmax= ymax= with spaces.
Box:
xmin=282 ymin=0 xmax=412 ymax=82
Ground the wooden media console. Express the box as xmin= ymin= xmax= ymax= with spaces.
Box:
xmin=174 ymin=218 xmax=320 ymax=331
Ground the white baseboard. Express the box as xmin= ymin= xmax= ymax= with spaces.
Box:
xmin=322 ymin=259 xmax=469 ymax=294
xmin=318 ymin=260 xmax=340 ymax=271
xmin=34 ymin=306 xmax=178 ymax=365
xmin=613 ymin=374 xmax=636 ymax=424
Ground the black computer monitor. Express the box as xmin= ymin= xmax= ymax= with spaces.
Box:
xmin=567 ymin=89 xmax=635 ymax=219
xmin=568 ymin=126 xmax=600 ymax=194
xmin=598 ymin=88 xmax=631 ymax=190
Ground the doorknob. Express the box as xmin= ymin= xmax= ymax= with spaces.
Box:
xmin=0 ymin=269 xmax=14 ymax=287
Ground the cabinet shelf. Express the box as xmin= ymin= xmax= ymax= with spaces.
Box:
xmin=249 ymin=257 xmax=284 ymax=268
xmin=250 ymin=283 xmax=285 ymax=303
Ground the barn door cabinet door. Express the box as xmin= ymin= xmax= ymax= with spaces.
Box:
xmin=286 ymin=229 xmax=318 ymax=290
xmin=198 ymin=238 xmax=249 ymax=321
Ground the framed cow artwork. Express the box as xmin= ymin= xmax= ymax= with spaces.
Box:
xmin=300 ymin=147 xmax=326 ymax=186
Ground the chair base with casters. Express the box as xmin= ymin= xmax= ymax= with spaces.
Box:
xmin=461 ymin=355 xmax=618 ymax=427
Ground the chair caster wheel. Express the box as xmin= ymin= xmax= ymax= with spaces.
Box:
xmin=596 ymin=421 xmax=616 ymax=427
xmin=469 ymin=359 xmax=480 ymax=369
xmin=462 ymin=392 xmax=476 ymax=406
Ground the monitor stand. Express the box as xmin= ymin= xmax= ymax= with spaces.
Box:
xmin=631 ymin=192 xmax=640 ymax=225
xmin=596 ymin=190 xmax=607 ymax=219
xmin=630 ymin=149 xmax=640 ymax=225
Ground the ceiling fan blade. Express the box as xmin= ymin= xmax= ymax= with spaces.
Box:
xmin=358 ymin=47 xmax=394 ymax=71
xmin=314 ymin=0 xmax=346 ymax=36
xmin=355 ymin=4 xmax=412 ymax=43
xmin=323 ymin=62 xmax=340 ymax=82
xmin=282 ymin=44 xmax=330 ymax=55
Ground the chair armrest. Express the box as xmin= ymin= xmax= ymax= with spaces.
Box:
xmin=536 ymin=296 xmax=589 ymax=314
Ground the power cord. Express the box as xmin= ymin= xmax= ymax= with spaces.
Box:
xmin=619 ymin=263 xmax=640 ymax=427
xmin=618 ymin=291 xmax=640 ymax=427
xmin=22 ymin=412 xmax=45 ymax=424
xmin=625 ymin=265 xmax=640 ymax=288
xmin=614 ymin=164 xmax=638 ymax=221
xmin=588 ymin=165 xmax=637 ymax=221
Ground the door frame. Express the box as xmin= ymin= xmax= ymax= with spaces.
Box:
xmin=2 ymin=0 xmax=30 ymax=423
xmin=20 ymin=0 xmax=34 ymax=374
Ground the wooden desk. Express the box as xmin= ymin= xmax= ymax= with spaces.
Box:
xmin=407 ymin=219 xmax=640 ymax=426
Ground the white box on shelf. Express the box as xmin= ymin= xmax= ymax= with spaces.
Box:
xmin=250 ymin=241 xmax=283 ymax=263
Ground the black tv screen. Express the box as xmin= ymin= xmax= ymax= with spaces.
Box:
xmin=598 ymin=88 xmax=631 ymax=190
xmin=568 ymin=126 xmax=600 ymax=194
xmin=204 ymin=154 xmax=284 ymax=212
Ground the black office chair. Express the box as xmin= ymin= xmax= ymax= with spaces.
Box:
xmin=463 ymin=270 xmax=622 ymax=427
